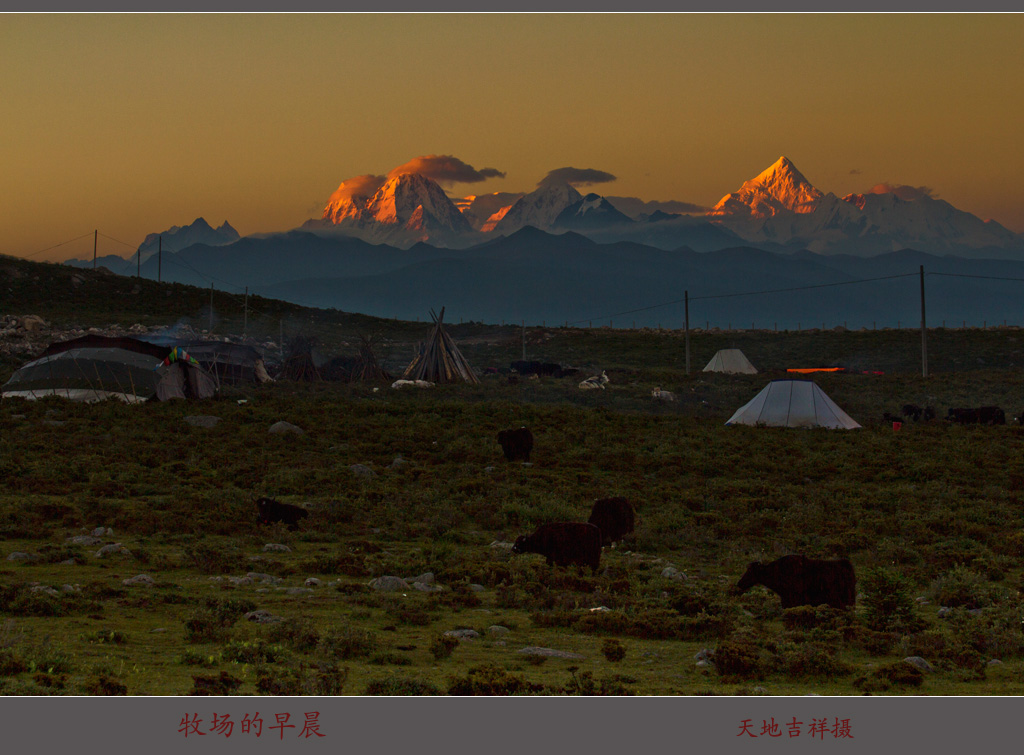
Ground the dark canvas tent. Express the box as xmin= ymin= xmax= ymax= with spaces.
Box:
xmin=1 ymin=335 xmax=218 ymax=403
xmin=178 ymin=341 xmax=271 ymax=386
xmin=402 ymin=308 xmax=478 ymax=384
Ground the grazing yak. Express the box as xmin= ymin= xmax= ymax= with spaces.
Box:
xmin=901 ymin=404 xmax=923 ymax=422
xmin=256 ymin=497 xmax=309 ymax=529
xmin=733 ymin=555 xmax=856 ymax=609
xmin=512 ymin=522 xmax=602 ymax=572
xmin=497 ymin=427 xmax=534 ymax=462
xmin=587 ymin=497 xmax=635 ymax=546
xmin=947 ymin=406 xmax=1005 ymax=425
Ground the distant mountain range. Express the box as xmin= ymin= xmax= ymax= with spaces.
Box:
xmin=105 ymin=224 xmax=1024 ymax=331
xmin=291 ymin=155 xmax=1024 ymax=259
xmin=62 ymin=156 xmax=1024 ymax=330
xmin=66 ymin=218 xmax=239 ymax=271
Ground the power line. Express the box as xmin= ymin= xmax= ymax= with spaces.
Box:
xmin=928 ymin=271 xmax=1024 ymax=283
xmin=20 ymin=232 xmax=95 ymax=259
xmin=567 ymin=272 xmax=918 ymax=326
xmin=97 ymin=232 xmax=138 ymax=250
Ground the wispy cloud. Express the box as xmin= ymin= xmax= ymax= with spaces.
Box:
xmin=538 ymin=167 xmax=617 ymax=187
xmin=388 ymin=155 xmax=506 ymax=185
xmin=326 ymin=174 xmax=387 ymax=204
xmin=868 ymin=182 xmax=936 ymax=201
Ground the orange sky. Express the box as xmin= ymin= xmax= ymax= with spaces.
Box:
xmin=2 ymin=14 xmax=1022 ymax=262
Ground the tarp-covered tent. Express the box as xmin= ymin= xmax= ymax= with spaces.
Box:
xmin=703 ymin=349 xmax=758 ymax=374
xmin=725 ymin=379 xmax=861 ymax=429
xmin=1 ymin=335 xmax=218 ymax=403
xmin=179 ymin=341 xmax=271 ymax=385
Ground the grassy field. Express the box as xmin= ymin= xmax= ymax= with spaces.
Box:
xmin=2 ymin=254 xmax=1024 ymax=696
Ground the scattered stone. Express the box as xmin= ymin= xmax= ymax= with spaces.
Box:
xmin=59 ymin=558 xmax=76 ymax=566
xmin=389 ymin=456 xmax=409 ymax=469
xmin=694 ymin=648 xmax=714 ymax=663
xmin=468 ymin=584 xmax=486 ymax=592
xmin=185 ymin=415 xmax=221 ymax=429
xmin=269 ymin=421 xmax=304 ymax=435
xmin=246 ymin=572 xmax=281 ymax=585
xmin=968 ymin=608 xmax=984 ymax=616
xmin=484 ymin=466 xmax=496 ymax=473
xmin=588 ymin=606 xmax=611 ymax=613
xmin=988 ymin=659 xmax=1004 ymax=667
xmin=751 ymin=687 xmax=768 ymax=695
xmin=262 ymin=544 xmax=292 ymax=553
xmin=444 ymin=629 xmax=481 ymax=640
xmin=42 ymin=420 xmax=65 ymax=427
xmin=349 ymin=464 xmax=375 ymax=477
xmin=661 ymin=566 xmax=686 ymax=580
xmin=413 ymin=582 xmax=443 ymax=593
xmin=122 ymin=574 xmax=155 ymax=586
xmin=517 ymin=647 xmax=585 ymax=660
xmin=285 ymin=587 xmax=314 ymax=596
xmin=915 ymin=596 xmax=930 ymax=604
xmin=66 ymin=535 xmax=103 ymax=546
xmin=7 ymin=552 xmax=38 ymax=561
xmin=244 ymin=610 xmax=284 ymax=624
xmin=937 ymin=607 xmax=953 ymax=619
xmin=489 ymin=541 xmax=514 ymax=550
xmin=60 ymin=584 xmax=80 ymax=593
xmin=304 ymin=578 xmax=321 ymax=587
xmin=91 ymin=527 xmax=113 ymax=537
xmin=487 ymin=625 xmax=510 ymax=636
xmin=11 ymin=414 xmax=26 ymax=420
xmin=903 ymin=656 xmax=934 ymax=673
xmin=151 ymin=628 xmax=168 ymax=633
xmin=369 ymin=576 xmax=409 ymax=592
xmin=31 ymin=585 xmax=61 ymax=597
xmin=410 ymin=572 xmax=435 ymax=585
xmin=228 ymin=576 xmax=254 ymax=586
xmin=94 ymin=543 xmax=128 ymax=558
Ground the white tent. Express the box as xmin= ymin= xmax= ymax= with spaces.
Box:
xmin=703 ymin=349 xmax=758 ymax=374
xmin=726 ymin=380 xmax=861 ymax=429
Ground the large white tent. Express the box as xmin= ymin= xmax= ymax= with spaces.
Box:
xmin=725 ymin=379 xmax=861 ymax=429
xmin=703 ymin=349 xmax=758 ymax=374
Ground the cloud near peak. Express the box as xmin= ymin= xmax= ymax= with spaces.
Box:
xmin=868 ymin=182 xmax=936 ymax=201
xmin=326 ymin=174 xmax=387 ymax=204
xmin=388 ymin=155 xmax=506 ymax=185
xmin=538 ymin=167 xmax=617 ymax=188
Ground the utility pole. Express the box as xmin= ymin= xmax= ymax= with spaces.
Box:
xmin=136 ymin=246 xmax=140 ymax=278
xmin=684 ymin=290 xmax=691 ymax=374
xmin=920 ymin=265 xmax=928 ymax=377
xmin=92 ymin=230 xmax=97 ymax=269
xmin=244 ymin=287 xmax=248 ymax=335
xmin=521 ymin=320 xmax=526 ymax=361
xmin=157 ymin=236 xmax=162 ymax=283
xmin=209 ymin=283 xmax=214 ymax=332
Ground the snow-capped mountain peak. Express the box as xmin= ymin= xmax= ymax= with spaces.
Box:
xmin=709 ymin=156 xmax=824 ymax=219
xmin=492 ymin=182 xmax=584 ymax=234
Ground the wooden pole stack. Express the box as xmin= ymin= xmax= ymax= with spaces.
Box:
xmin=402 ymin=308 xmax=479 ymax=384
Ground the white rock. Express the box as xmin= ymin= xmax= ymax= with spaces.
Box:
xmin=269 ymin=421 xmax=304 ymax=435
xmin=262 ymin=543 xmax=292 ymax=553
xmin=122 ymin=574 xmax=155 ymax=586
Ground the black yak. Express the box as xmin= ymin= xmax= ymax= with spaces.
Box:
xmin=587 ymin=497 xmax=635 ymax=546
xmin=948 ymin=406 xmax=1005 ymax=425
xmin=512 ymin=522 xmax=601 ymax=571
xmin=901 ymin=404 xmax=923 ymax=422
xmin=497 ymin=427 xmax=534 ymax=462
xmin=733 ymin=555 xmax=856 ymax=609
xmin=256 ymin=497 xmax=309 ymax=530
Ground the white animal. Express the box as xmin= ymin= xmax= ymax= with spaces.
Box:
xmin=652 ymin=387 xmax=676 ymax=402
xmin=579 ymin=371 xmax=609 ymax=390
xmin=391 ymin=379 xmax=435 ymax=389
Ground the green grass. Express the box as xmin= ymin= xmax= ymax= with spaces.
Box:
xmin=3 ymin=253 xmax=1024 ymax=695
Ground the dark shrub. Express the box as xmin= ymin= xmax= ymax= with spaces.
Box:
xmin=365 ymin=676 xmax=442 ymax=696
xmin=255 ymin=666 xmax=304 ymax=695
xmin=430 ymin=635 xmax=459 ymax=660
xmin=601 ymin=639 xmax=626 ymax=662
xmin=853 ymin=661 xmax=923 ymax=692
xmin=189 ymin=671 xmax=243 ymax=696
xmin=860 ymin=568 xmax=925 ymax=632
xmin=182 ymin=542 xmax=245 ymax=575
xmin=0 ymin=648 xmax=28 ymax=676
xmin=928 ymin=565 xmax=990 ymax=609
xmin=83 ymin=674 xmax=127 ymax=695
xmin=317 ymin=625 xmax=377 ymax=660
xmin=780 ymin=643 xmax=854 ymax=678
xmin=446 ymin=664 xmax=545 ymax=696
xmin=222 ymin=640 xmax=288 ymax=664
xmin=713 ymin=641 xmax=775 ymax=681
